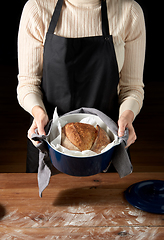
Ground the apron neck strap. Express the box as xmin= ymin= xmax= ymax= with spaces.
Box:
xmin=48 ymin=0 xmax=64 ymax=34
xmin=48 ymin=0 xmax=110 ymax=36
xmin=101 ymin=0 xmax=110 ymax=36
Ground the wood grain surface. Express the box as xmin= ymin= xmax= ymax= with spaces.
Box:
xmin=0 ymin=172 xmax=164 ymax=239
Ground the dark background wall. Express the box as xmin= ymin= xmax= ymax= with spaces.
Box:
xmin=1 ymin=1 xmax=25 ymax=62
xmin=137 ymin=0 xmax=163 ymax=84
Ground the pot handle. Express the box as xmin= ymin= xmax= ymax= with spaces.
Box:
xmin=31 ymin=120 xmax=52 ymax=153
xmin=31 ymin=134 xmax=47 ymax=152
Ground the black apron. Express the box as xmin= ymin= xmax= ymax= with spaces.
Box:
xmin=26 ymin=0 xmax=119 ymax=173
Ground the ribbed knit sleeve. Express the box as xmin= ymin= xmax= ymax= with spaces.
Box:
xmin=118 ymin=1 xmax=146 ymax=118
xmin=17 ymin=0 xmax=47 ymax=115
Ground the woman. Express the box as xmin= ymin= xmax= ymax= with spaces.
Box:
xmin=17 ymin=0 xmax=146 ymax=173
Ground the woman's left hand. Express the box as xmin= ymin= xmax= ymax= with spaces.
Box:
xmin=118 ymin=110 xmax=137 ymax=148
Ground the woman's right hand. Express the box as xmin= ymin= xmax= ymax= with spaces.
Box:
xmin=27 ymin=106 xmax=49 ymax=146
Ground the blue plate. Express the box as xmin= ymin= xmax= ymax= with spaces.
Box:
xmin=124 ymin=180 xmax=164 ymax=214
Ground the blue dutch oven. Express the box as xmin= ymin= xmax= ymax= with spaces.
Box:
xmin=45 ymin=113 xmax=118 ymax=177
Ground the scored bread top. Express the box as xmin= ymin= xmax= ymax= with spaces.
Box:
xmin=64 ymin=122 xmax=97 ymax=151
xmin=61 ymin=122 xmax=111 ymax=153
xmin=91 ymin=125 xmax=111 ymax=154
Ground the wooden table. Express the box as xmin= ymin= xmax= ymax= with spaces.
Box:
xmin=0 ymin=172 xmax=164 ymax=239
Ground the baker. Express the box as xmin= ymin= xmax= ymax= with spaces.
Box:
xmin=17 ymin=0 xmax=146 ymax=173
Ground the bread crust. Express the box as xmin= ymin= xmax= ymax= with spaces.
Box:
xmin=64 ymin=122 xmax=97 ymax=151
xmin=61 ymin=127 xmax=80 ymax=151
xmin=91 ymin=125 xmax=111 ymax=154
xmin=61 ymin=122 xmax=111 ymax=153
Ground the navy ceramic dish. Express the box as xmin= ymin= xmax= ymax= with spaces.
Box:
xmin=125 ymin=180 xmax=164 ymax=214
xmin=46 ymin=113 xmax=117 ymax=177
xmin=48 ymin=144 xmax=114 ymax=176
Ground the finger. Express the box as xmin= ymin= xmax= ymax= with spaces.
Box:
xmin=125 ymin=139 xmax=135 ymax=148
xmin=37 ymin=123 xmax=46 ymax=136
xmin=31 ymin=139 xmax=40 ymax=146
xmin=36 ymin=116 xmax=49 ymax=136
xmin=125 ymin=127 xmax=137 ymax=148
xmin=27 ymin=129 xmax=40 ymax=146
xmin=27 ymin=121 xmax=40 ymax=146
xmin=118 ymin=119 xmax=126 ymax=137
xmin=27 ymin=121 xmax=37 ymax=139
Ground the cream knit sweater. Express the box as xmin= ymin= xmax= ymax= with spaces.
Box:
xmin=17 ymin=0 xmax=146 ymax=119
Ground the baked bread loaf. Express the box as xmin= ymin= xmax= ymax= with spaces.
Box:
xmin=61 ymin=122 xmax=111 ymax=153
